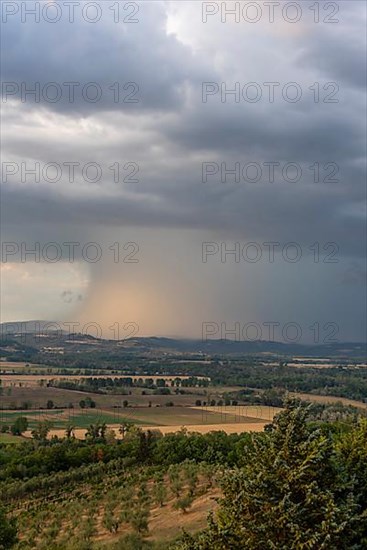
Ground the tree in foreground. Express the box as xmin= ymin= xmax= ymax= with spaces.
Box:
xmin=10 ymin=416 xmax=28 ymax=436
xmin=85 ymin=422 xmax=107 ymax=441
xmin=152 ymin=479 xmax=167 ymax=507
xmin=31 ymin=420 xmax=53 ymax=440
xmin=65 ymin=423 xmax=75 ymax=439
xmin=176 ymin=399 xmax=360 ymax=550
xmin=0 ymin=506 xmax=17 ymax=549
xmin=335 ymin=417 xmax=367 ymax=546
xmin=130 ymin=507 xmax=150 ymax=535
xmin=119 ymin=421 xmax=134 ymax=439
xmin=174 ymin=495 xmax=194 ymax=514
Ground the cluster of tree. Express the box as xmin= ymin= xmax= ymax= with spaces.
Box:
xmin=7 ymin=416 xmax=28 ymax=436
xmin=183 ymin=363 xmax=367 ymax=401
xmin=2 ymin=399 xmax=367 ymax=549
xmin=0 ymin=398 xmax=72 ymax=411
xmin=1 ymin=399 xmax=365 ymax=487
xmin=175 ymin=399 xmax=367 ymax=549
xmin=0 ymin=399 xmax=33 ymax=410
xmin=0 ymin=505 xmax=17 ymax=549
xmin=230 ymin=387 xmax=287 ymax=407
xmin=194 ymin=399 xmax=238 ymax=407
xmin=50 ymin=375 xmax=209 ymax=395
xmin=2 ymin=456 xmax=215 ymax=549
xmin=0 ymin=425 xmax=250 ymax=486
xmin=307 ymin=401 xmax=366 ymax=423
xmin=79 ymin=397 xmax=96 ymax=408
xmin=1 ymin=417 xmax=56 ymax=442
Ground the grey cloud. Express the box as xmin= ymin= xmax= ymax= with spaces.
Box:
xmin=297 ymin=9 xmax=366 ymax=90
xmin=1 ymin=2 xmax=214 ymax=114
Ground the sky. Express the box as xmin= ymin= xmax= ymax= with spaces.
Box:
xmin=1 ymin=0 xmax=366 ymax=343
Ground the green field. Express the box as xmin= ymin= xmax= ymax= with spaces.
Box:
xmin=70 ymin=410 xmax=150 ymax=428
xmin=0 ymin=404 xmax=265 ymax=435
xmin=0 ymin=432 xmax=24 ymax=443
xmin=0 ymin=408 xmax=157 ymax=430
xmin=0 ymin=408 xmax=66 ymax=429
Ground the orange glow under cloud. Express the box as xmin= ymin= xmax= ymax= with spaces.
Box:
xmin=73 ymin=278 xmax=199 ymax=339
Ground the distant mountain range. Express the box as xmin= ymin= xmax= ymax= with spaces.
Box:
xmin=0 ymin=320 xmax=57 ymax=333
xmin=0 ymin=321 xmax=366 ymax=359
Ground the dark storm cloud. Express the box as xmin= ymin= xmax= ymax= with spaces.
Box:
xmin=2 ymin=157 xmax=365 ymax=261
xmin=164 ymin=100 xmax=364 ymax=164
xmin=1 ymin=1 xmax=366 ymax=340
xmin=1 ymin=2 xmax=214 ymax=114
xmin=297 ymin=14 xmax=367 ymax=90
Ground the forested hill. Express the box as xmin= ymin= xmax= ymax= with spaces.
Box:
xmin=0 ymin=321 xmax=366 ymax=359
